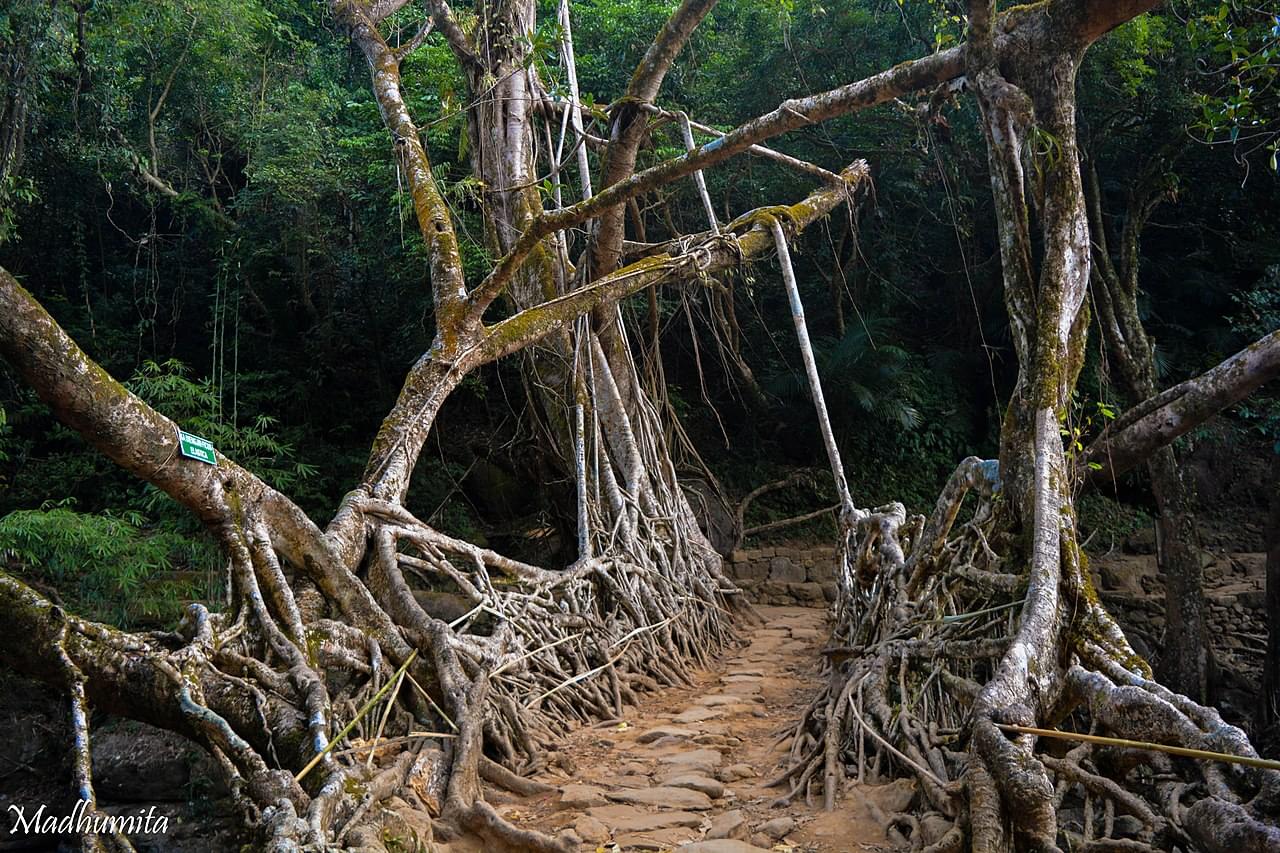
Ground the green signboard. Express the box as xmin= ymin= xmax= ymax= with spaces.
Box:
xmin=177 ymin=429 xmax=216 ymax=465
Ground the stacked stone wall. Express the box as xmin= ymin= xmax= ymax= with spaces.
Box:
xmin=724 ymin=547 xmax=838 ymax=607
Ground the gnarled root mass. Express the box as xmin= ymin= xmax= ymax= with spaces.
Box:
xmin=2 ymin=498 xmax=736 ymax=851
xmin=778 ymin=456 xmax=1280 ymax=853
xmin=0 ymin=328 xmax=743 ymax=853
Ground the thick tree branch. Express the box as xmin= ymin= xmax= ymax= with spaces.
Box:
xmin=368 ymin=0 xmax=476 ymax=66
xmin=0 ymin=268 xmax=242 ymax=527
xmin=1085 ymin=328 xmax=1280 ymax=482
xmin=466 ymin=51 xmax=954 ymax=320
xmin=335 ymin=0 xmax=472 ymax=328
xmin=475 ymin=162 xmax=868 ymax=363
xmin=640 ymin=104 xmax=841 ymax=184
xmin=466 ymin=0 xmax=1163 ymax=321
xmin=592 ymin=0 xmax=720 ymax=273
xmin=0 ymin=268 xmax=419 ymax=665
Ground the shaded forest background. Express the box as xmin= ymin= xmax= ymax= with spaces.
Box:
xmin=1 ymin=0 xmax=1277 ymax=629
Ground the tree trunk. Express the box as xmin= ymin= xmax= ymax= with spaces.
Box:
xmin=1084 ymin=162 xmax=1213 ymax=700
xmin=1148 ymin=446 xmax=1213 ymax=699
xmin=779 ymin=3 xmax=1280 ymax=851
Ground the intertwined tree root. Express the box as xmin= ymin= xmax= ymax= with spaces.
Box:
xmin=777 ymin=457 xmax=1280 ymax=853
xmin=4 ymin=502 xmax=738 ymax=852
xmin=1 ymin=346 xmax=746 ymax=852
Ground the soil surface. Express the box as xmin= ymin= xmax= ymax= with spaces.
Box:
xmin=439 ymin=605 xmax=898 ymax=853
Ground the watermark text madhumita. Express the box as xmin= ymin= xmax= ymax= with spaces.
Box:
xmin=8 ymin=801 xmax=169 ymax=836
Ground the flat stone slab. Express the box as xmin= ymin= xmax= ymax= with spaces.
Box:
xmin=612 ymin=773 xmax=653 ymax=788
xmin=657 ymin=748 xmax=724 ymax=775
xmin=605 ymin=785 xmax=714 ymax=811
xmin=637 ymin=726 xmax=699 ymax=744
xmin=659 ymin=773 xmax=725 ymax=799
xmin=620 ymin=828 xmax=702 ymax=850
xmin=586 ymin=804 xmax=704 ymax=833
xmin=724 ymin=682 xmax=763 ymax=695
xmin=677 ymin=842 xmax=772 ymax=853
xmin=557 ymin=784 xmax=608 ymax=809
xmin=673 ymin=707 xmax=722 ymax=724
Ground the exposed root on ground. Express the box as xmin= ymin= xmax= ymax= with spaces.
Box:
xmin=779 ymin=456 xmax=1280 ymax=851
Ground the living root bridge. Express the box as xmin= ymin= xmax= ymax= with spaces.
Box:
xmin=777 ymin=455 xmax=1280 ymax=853
xmin=0 ymin=143 xmax=873 ymax=847
xmin=0 ymin=264 xmax=755 ymax=850
xmin=0 ymin=493 xmax=739 ymax=851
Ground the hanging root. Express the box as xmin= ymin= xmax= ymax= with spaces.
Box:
xmin=776 ymin=455 xmax=1280 ymax=850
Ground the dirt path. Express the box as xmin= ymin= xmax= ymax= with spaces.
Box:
xmin=474 ymin=606 xmax=896 ymax=852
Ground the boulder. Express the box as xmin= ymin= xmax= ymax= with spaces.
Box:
xmin=707 ymin=809 xmax=749 ymax=840
xmin=769 ymin=557 xmax=806 ymax=584
xmin=757 ymin=816 xmax=795 ymax=840
xmin=574 ymin=815 xmax=610 ymax=843
xmin=717 ymin=763 xmax=756 ymax=782
xmin=1124 ymin=526 xmax=1156 ymax=554
xmin=1098 ymin=558 xmax=1152 ymax=596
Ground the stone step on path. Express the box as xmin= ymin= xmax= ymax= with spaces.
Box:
xmin=487 ymin=605 xmax=889 ymax=852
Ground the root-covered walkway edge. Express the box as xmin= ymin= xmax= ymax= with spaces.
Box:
xmin=444 ymin=605 xmax=898 ymax=853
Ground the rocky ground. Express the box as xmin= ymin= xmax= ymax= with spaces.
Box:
xmin=441 ymin=605 xmax=913 ymax=853
xmin=3 ymin=548 xmax=1273 ymax=852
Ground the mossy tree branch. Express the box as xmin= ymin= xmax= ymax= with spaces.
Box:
xmin=1085 ymin=328 xmax=1280 ymax=483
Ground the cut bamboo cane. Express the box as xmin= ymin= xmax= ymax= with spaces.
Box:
xmin=997 ymin=724 xmax=1280 ymax=772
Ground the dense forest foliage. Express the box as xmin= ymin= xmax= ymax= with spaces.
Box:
xmin=2 ymin=0 xmax=1275 ymax=624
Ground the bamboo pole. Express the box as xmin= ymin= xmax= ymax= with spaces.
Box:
xmin=997 ymin=724 xmax=1280 ymax=772
xmin=676 ymin=111 xmax=719 ymax=233
xmin=296 ymin=650 xmax=418 ymax=783
xmin=768 ymin=218 xmax=854 ymax=515
xmin=556 ymin=0 xmax=593 ymax=202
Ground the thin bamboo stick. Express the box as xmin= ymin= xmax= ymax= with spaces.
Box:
xmin=296 ymin=650 xmax=418 ymax=783
xmin=997 ymin=724 xmax=1280 ymax=772
xmin=769 ymin=218 xmax=854 ymax=515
